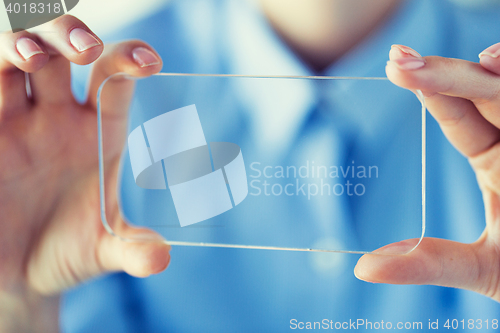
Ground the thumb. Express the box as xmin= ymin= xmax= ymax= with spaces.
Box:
xmin=479 ymin=42 xmax=500 ymax=76
xmin=97 ymin=226 xmax=171 ymax=278
xmin=26 ymin=222 xmax=171 ymax=295
xmin=354 ymin=237 xmax=498 ymax=299
xmin=86 ymin=40 xmax=163 ymax=114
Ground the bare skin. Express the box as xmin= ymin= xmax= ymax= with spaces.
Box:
xmin=1 ymin=2 xmax=500 ymax=331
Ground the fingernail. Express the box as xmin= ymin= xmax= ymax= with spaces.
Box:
xmin=132 ymin=47 xmax=160 ymax=67
xmin=373 ymin=241 xmax=415 ymax=255
xmin=69 ymin=28 xmax=101 ymax=52
xmin=353 ymin=266 xmax=378 ymax=283
xmin=391 ymin=44 xmax=422 ymax=58
xmin=387 ymin=57 xmax=426 ymax=71
xmin=479 ymin=43 xmax=500 ymax=59
xmin=16 ymin=38 xmax=44 ymax=60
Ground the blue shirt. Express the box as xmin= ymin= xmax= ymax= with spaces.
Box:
xmin=64 ymin=0 xmax=500 ymax=331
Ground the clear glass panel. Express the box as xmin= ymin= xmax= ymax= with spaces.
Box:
xmin=97 ymin=73 xmax=426 ymax=254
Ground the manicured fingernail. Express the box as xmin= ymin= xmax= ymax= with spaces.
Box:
xmin=479 ymin=43 xmax=500 ymax=59
xmin=353 ymin=266 xmax=378 ymax=283
xmin=132 ymin=47 xmax=160 ymax=67
xmin=391 ymin=44 xmax=422 ymax=58
xmin=69 ymin=28 xmax=101 ymax=52
xmin=387 ymin=57 xmax=426 ymax=71
xmin=16 ymin=38 xmax=44 ymax=60
xmin=373 ymin=241 xmax=415 ymax=255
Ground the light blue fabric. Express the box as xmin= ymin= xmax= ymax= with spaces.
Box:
xmin=64 ymin=0 xmax=500 ymax=331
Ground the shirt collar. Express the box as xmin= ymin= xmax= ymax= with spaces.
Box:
xmin=321 ymin=0 xmax=445 ymax=150
xmin=222 ymin=0 xmax=445 ymax=156
xmin=222 ymin=0 xmax=315 ymax=159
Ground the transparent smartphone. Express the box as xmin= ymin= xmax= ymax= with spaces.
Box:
xmin=97 ymin=73 xmax=426 ymax=254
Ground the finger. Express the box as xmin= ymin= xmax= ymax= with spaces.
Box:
xmin=0 ymin=15 xmax=103 ymax=114
xmin=469 ymin=143 xmax=500 ymax=193
xmin=0 ymin=71 xmax=30 ymax=120
xmin=423 ymin=94 xmax=500 ymax=157
xmin=0 ymin=31 xmax=48 ymax=73
xmin=97 ymin=226 xmax=171 ymax=278
xmin=0 ymin=32 xmax=48 ymax=117
xmin=386 ymin=54 xmax=499 ymax=102
xmin=479 ymin=43 xmax=500 ymax=76
xmin=386 ymin=49 xmax=500 ymax=130
xmin=86 ymin=41 xmax=162 ymax=114
xmin=390 ymin=44 xmax=423 ymax=60
xmin=387 ymin=45 xmax=500 ymax=156
xmin=31 ymin=15 xmax=103 ymax=65
xmin=26 ymin=222 xmax=171 ymax=295
xmin=354 ymin=237 xmax=500 ymax=300
xmin=28 ymin=15 xmax=103 ymax=105
xmin=28 ymin=55 xmax=72 ymax=106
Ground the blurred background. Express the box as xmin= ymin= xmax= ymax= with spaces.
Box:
xmin=2 ymin=0 xmax=500 ymax=35
xmin=0 ymin=0 xmax=168 ymax=34
xmin=71 ymin=0 xmax=500 ymax=36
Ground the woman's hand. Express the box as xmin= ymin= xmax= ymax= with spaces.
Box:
xmin=0 ymin=15 xmax=170 ymax=331
xmin=355 ymin=43 xmax=500 ymax=302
